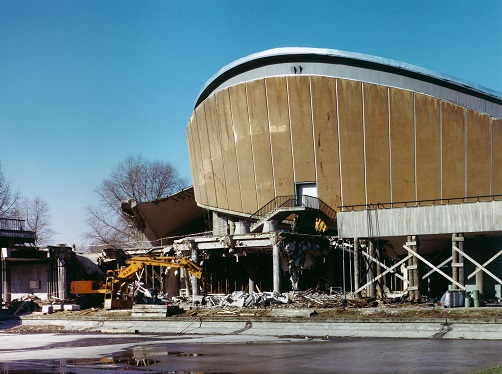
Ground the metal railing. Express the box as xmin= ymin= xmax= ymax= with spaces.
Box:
xmin=338 ymin=194 xmax=502 ymax=212
xmin=0 ymin=218 xmax=26 ymax=231
xmin=247 ymin=195 xmax=337 ymax=222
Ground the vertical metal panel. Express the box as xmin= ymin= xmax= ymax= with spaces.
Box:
xmin=228 ymin=84 xmax=258 ymax=213
xmin=338 ymin=79 xmax=365 ymax=208
xmin=389 ymin=88 xmax=415 ymax=206
xmin=441 ymin=102 xmax=465 ymax=199
xmin=205 ymin=95 xmax=228 ymax=209
xmin=492 ymin=118 xmax=502 ymax=197
xmin=215 ymin=89 xmax=241 ymax=211
xmin=194 ymin=106 xmax=217 ymax=208
xmin=311 ymin=76 xmax=341 ymax=209
xmin=188 ymin=111 xmax=208 ymax=207
xmin=466 ymin=111 xmax=491 ymax=200
xmin=186 ymin=117 xmax=201 ymax=204
xmin=266 ymin=77 xmax=295 ymax=197
xmin=363 ymin=83 xmax=391 ymax=205
xmin=288 ymin=76 xmax=316 ymax=182
xmin=247 ymin=79 xmax=275 ymax=208
xmin=415 ymin=94 xmax=441 ymax=202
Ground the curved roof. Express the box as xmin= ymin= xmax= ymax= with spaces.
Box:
xmin=195 ymin=47 xmax=502 ymax=112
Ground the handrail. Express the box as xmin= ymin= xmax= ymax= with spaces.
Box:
xmin=338 ymin=194 xmax=502 ymax=211
xmin=247 ymin=195 xmax=337 ymax=222
xmin=0 ymin=218 xmax=26 ymax=231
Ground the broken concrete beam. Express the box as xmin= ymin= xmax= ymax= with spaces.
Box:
xmin=42 ymin=305 xmax=53 ymax=315
xmin=63 ymin=304 xmax=80 ymax=311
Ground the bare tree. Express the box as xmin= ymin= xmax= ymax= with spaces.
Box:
xmin=21 ymin=196 xmax=56 ymax=245
xmin=84 ymin=154 xmax=188 ymax=248
xmin=0 ymin=161 xmax=20 ymax=217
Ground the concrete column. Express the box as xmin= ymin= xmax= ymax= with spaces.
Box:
xmin=263 ymin=220 xmax=279 ymax=233
xmin=272 ymin=235 xmax=281 ymax=294
xmin=191 ymin=247 xmax=199 ymax=297
xmin=411 ymin=236 xmax=420 ymax=301
xmin=353 ymin=238 xmax=360 ymax=298
xmin=451 ymin=233 xmax=465 ymax=290
xmin=459 ymin=240 xmax=464 ymax=288
xmin=247 ymin=256 xmax=256 ymax=294
xmin=406 ymin=235 xmax=420 ymax=302
xmin=452 ymin=234 xmax=459 ymax=290
xmin=212 ymin=212 xmax=228 ymax=236
xmin=375 ymin=243 xmax=382 ymax=298
xmin=476 ymin=268 xmax=484 ymax=295
xmin=367 ymin=240 xmax=375 ymax=298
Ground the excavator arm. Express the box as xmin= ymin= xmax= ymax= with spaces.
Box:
xmin=71 ymin=255 xmax=204 ymax=310
xmin=116 ymin=256 xmax=203 ymax=280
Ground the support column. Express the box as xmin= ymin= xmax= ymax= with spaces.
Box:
xmin=191 ymin=247 xmax=199 ymax=298
xmin=247 ymin=256 xmax=256 ymax=294
xmin=406 ymin=235 xmax=421 ymax=302
xmin=212 ymin=212 xmax=228 ymax=236
xmin=412 ymin=236 xmax=421 ymax=301
xmin=272 ymin=235 xmax=281 ymax=294
xmin=367 ymin=240 xmax=375 ymax=298
xmin=375 ymin=243 xmax=382 ymax=298
xmin=476 ymin=268 xmax=484 ymax=295
xmin=452 ymin=233 xmax=465 ymax=289
xmin=452 ymin=235 xmax=459 ymax=290
xmin=353 ymin=238 xmax=360 ymax=298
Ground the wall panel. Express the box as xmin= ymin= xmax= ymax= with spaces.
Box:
xmin=311 ymin=76 xmax=340 ymax=210
xmin=187 ymin=117 xmax=204 ymax=204
xmin=193 ymin=107 xmax=216 ymax=207
xmin=389 ymin=88 xmax=415 ymax=205
xmin=215 ymin=89 xmax=242 ymax=212
xmin=338 ymin=79 xmax=365 ymax=207
xmin=364 ymin=83 xmax=390 ymax=205
xmin=248 ymin=79 xmax=275 ymax=208
xmin=441 ymin=102 xmax=465 ymax=199
xmin=205 ymin=95 xmax=228 ymax=209
xmin=228 ymin=84 xmax=258 ymax=213
xmin=288 ymin=76 xmax=316 ymax=182
xmin=266 ymin=77 xmax=295 ymax=197
xmin=493 ymin=118 xmax=502 ymax=197
xmin=415 ymin=94 xmax=440 ymax=202
xmin=466 ymin=111 xmax=491 ymax=200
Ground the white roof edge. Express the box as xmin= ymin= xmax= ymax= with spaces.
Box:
xmin=197 ymin=47 xmax=502 ymax=104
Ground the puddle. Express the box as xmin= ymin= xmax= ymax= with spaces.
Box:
xmin=65 ymin=349 xmax=206 ymax=369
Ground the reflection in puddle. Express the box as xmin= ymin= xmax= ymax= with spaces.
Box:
xmin=65 ymin=348 xmax=206 ymax=369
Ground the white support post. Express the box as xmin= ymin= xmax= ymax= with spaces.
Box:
xmin=403 ymin=245 xmax=465 ymax=290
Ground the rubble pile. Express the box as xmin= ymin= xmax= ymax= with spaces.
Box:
xmin=189 ymin=291 xmax=290 ymax=308
xmin=7 ymin=295 xmax=43 ymax=315
xmin=4 ymin=294 xmax=81 ymax=316
xmin=171 ymin=288 xmax=435 ymax=311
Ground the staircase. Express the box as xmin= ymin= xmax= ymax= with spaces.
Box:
xmin=247 ymin=195 xmax=337 ymax=233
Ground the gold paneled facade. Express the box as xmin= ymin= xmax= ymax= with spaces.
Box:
xmin=188 ymin=76 xmax=501 ymax=214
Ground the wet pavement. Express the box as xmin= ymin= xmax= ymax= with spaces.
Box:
xmin=1 ymin=333 xmax=501 ymax=373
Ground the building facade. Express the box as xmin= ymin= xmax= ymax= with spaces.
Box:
xmin=184 ymin=48 xmax=502 ymax=299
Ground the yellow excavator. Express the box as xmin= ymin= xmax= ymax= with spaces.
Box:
xmin=71 ymin=256 xmax=203 ymax=309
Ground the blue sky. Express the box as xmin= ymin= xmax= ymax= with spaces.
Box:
xmin=1 ymin=1 xmax=501 ymax=246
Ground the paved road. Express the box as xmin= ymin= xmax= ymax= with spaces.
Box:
xmin=1 ymin=333 xmax=501 ymax=373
